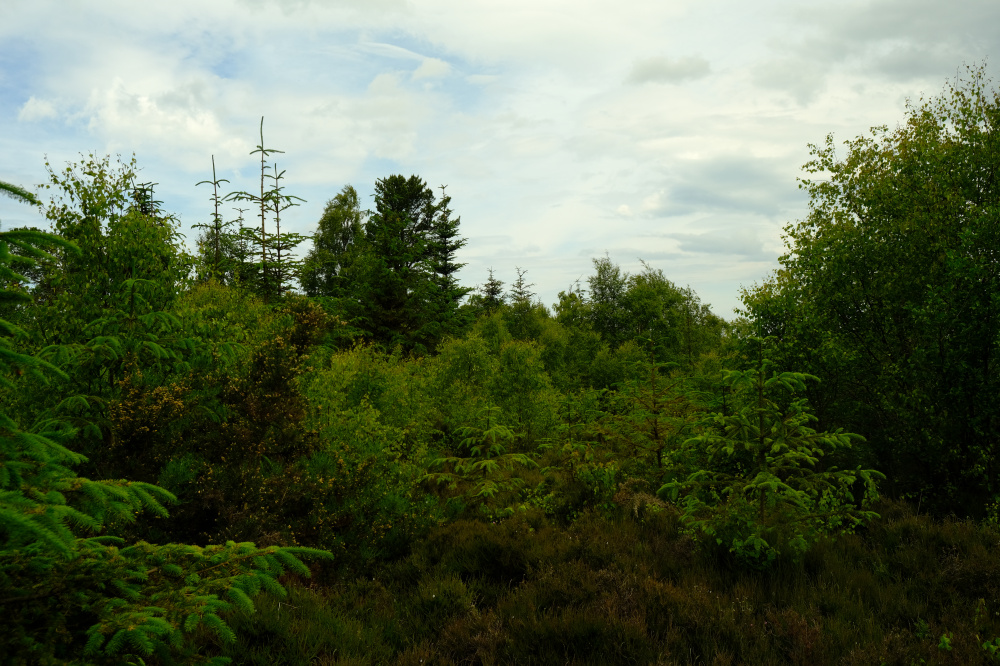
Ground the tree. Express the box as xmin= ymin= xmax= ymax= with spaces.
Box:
xmin=586 ymin=257 xmax=725 ymax=364
xmin=659 ymin=338 xmax=882 ymax=566
xmin=266 ymin=162 xmax=307 ymax=295
xmin=504 ymin=267 xmax=547 ymax=340
xmin=357 ymin=174 xmax=468 ymax=351
xmin=424 ymin=404 xmax=538 ymax=519
xmin=741 ymin=64 xmax=1000 ymax=514
xmin=230 ymin=118 xmax=304 ymax=299
xmin=300 ymin=184 xmax=366 ymax=298
xmin=194 ymin=155 xmax=237 ymax=283
xmin=469 ymin=267 xmax=506 ymax=315
xmin=587 ymin=256 xmax=630 ymax=348
xmin=0 ymin=179 xmax=40 ymax=210
xmin=508 ymin=266 xmax=534 ymax=304
xmin=0 ymin=182 xmax=46 ymax=319
xmin=24 ymin=155 xmax=193 ymax=400
xmin=0 ymin=178 xmax=331 ymax=663
xmin=426 ymin=183 xmax=472 ymax=332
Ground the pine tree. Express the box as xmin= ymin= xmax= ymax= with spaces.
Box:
xmin=480 ymin=267 xmax=506 ymax=312
xmin=508 ymin=266 xmax=534 ymax=304
xmin=428 ymin=184 xmax=471 ymax=312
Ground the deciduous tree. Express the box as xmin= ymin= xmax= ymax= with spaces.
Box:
xmin=742 ymin=64 xmax=1000 ymax=513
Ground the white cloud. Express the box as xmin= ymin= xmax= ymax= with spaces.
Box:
xmin=342 ymin=72 xmax=430 ymax=160
xmin=627 ymin=56 xmax=710 ymax=84
xmin=18 ymin=96 xmax=58 ymax=122
xmin=83 ymin=77 xmax=250 ymax=166
xmin=412 ymin=57 xmax=451 ymax=80
xmin=640 ymin=191 xmax=664 ymax=214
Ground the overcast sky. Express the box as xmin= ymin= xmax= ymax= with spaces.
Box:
xmin=1 ymin=0 xmax=996 ymax=317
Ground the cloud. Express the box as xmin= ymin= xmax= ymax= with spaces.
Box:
xmin=18 ymin=96 xmax=57 ymax=122
xmin=752 ymin=0 xmax=1000 ymax=99
xmin=412 ymin=57 xmax=451 ymax=80
xmin=638 ymin=155 xmax=799 ymax=219
xmin=4 ymin=0 xmax=993 ymax=319
xmin=357 ymin=43 xmax=452 ymax=81
xmin=360 ymin=41 xmax=427 ymax=62
xmin=627 ymin=56 xmax=710 ymax=84
xmin=237 ymin=0 xmax=407 ymax=15
xmin=663 ymin=228 xmax=768 ymax=258
xmin=337 ymin=72 xmax=431 ymax=161
xmin=751 ymin=58 xmax=830 ymax=105
xmin=83 ymin=76 xmax=250 ymax=166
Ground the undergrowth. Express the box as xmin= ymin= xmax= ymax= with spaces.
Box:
xmin=219 ymin=499 xmax=1000 ymax=665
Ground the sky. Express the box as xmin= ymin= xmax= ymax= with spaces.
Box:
xmin=1 ymin=0 xmax=997 ymax=317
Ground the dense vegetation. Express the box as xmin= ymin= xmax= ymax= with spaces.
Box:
xmin=2 ymin=69 xmax=1000 ymax=664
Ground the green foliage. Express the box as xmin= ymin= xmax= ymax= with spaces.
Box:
xmin=0 ymin=180 xmax=41 ymax=209
xmin=17 ymin=155 xmax=195 ymax=412
xmin=300 ymin=184 xmax=366 ymax=299
xmin=742 ymin=64 xmax=1000 ymax=513
xmin=660 ymin=338 xmax=883 ymax=566
xmin=603 ymin=344 xmax=700 ymax=479
xmin=425 ymin=404 xmax=539 ymax=519
xmin=0 ymin=193 xmax=147 ymax=559
xmin=536 ymin=389 xmax=620 ymax=517
xmin=429 ymin=321 xmax=560 ymax=447
xmin=11 ymin=88 xmax=1000 ymax=662
xmin=291 ymin=344 xmax=438 ymax=566
xmin=2 ymin=537 xmax=331 ymax=664
xmin=0 ymin=180 xmax=332 ymax=664
xmin=466 ymin=266 xmax=506 ymax=316
xmin=587 ymin=257 xmax=727 ymax=366
xmin=193 ymin=155 xmax=235 ymax=283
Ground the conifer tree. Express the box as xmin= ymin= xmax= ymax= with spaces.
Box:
xmin=356 ymin=174 xmax=469 ymax=351
xmin=428 ymin=184 xmax=471 ymax=317
xmin=658 ymin=337 xmax=882 ymax=566
xmin=470 ymin=267 xmax=506 ymax=315
xmin=508 ymin=266 xmax=534 ymax=304
xmin=194 ymin=155 xmax=236 ymax=282
xmin=230 ymin=118 xmax=304 ymax=299
xmin=266 ymin=162 xmax=307 ymax=295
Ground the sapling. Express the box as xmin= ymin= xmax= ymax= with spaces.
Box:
xmin=659 ymin=337 xmax=883 ymax=565
xmin=424 ymin=404 xmax=538 ymax=519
